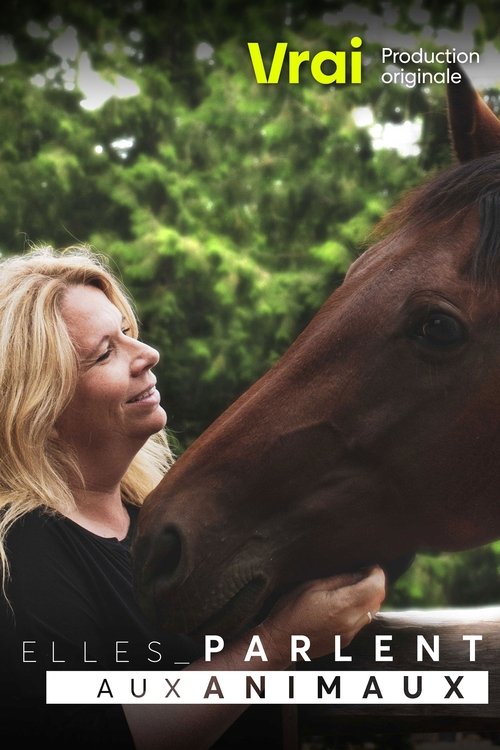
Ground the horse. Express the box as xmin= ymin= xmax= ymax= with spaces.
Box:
xmin=132 ymin=65 xmax=500 ymax=642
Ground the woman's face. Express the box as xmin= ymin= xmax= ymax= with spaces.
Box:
xmin=56 ymin=284 xmax=167 ymax=459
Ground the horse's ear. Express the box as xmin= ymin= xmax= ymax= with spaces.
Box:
xmin=447 ymin=62 xmax=500 ymax=162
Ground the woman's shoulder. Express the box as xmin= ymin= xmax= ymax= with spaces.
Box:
xmin=6 ymin=507 xmax=66 ymax=547
xmin=7 ymin=502 xmax=140 ymax=549
xmin=4 ymin=508 xmax=78 ymax=582
xmin=3 ymin=505 xmax=135 ymax=617
xmin=5 ymin=504 xmax=142 ymax=588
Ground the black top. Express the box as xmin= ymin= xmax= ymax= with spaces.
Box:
xmin=0 ymin=506 xmax=283 ymax=749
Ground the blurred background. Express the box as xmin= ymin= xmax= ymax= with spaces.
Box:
xmin=1 ymin=0 xmax=500 ymax=611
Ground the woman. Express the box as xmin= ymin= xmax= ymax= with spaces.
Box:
xmin=0 ymin=246 xmax=386 ymax=749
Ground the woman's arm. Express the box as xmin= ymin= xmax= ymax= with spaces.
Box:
xmin=124 ymin=565 xmax=386 ymax=750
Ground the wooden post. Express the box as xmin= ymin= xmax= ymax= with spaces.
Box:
xmin=282 ymin=705 xmax=299 ymax=750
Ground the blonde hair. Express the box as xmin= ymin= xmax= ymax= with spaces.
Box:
xmin=0 ymin=245 xmax=173 ymax=588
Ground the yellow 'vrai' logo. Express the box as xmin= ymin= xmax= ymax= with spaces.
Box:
xmin=247 ymin=37 xmax=363 ymax=85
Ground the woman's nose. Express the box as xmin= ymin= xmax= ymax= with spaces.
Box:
xmin=131 ymin=341 xmax=160 ymax=374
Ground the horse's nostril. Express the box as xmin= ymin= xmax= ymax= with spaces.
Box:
xmin=140 ymin=524 xmax=185 ymax=588
xmin=133 ymin=524 xmax=186 ymax=625
xmin=157 ymin=525 xmax=183 ymax=580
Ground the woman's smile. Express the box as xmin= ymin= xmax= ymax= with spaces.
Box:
xmin=126 ymin=383 xmax=161 ymax=406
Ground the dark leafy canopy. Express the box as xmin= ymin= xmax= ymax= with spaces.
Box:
xmin=1 ymin=0 xmax=500 ymax=606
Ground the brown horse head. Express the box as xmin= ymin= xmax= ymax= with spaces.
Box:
xmin=132 ymin=67 xmax=500 ymax=639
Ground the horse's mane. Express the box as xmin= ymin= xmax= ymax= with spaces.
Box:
xmin=371 ymin=153 xmax=500 ymax=283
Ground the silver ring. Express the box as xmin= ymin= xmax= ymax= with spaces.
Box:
xmin=367 ymin=611 xmax=373 ymax=624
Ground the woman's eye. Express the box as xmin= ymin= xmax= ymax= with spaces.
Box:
xmin=96 ymin=349 xmax=112 ymax=363
xmin=410 ymin=312 xmax=466 ymax=348
xmin=93 ymin=328 xmax=131 ymax=364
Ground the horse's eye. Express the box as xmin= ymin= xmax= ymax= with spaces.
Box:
xmin=411 ymin=312 xmax=465 ymax=348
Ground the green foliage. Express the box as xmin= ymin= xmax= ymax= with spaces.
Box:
xmin=388 ymin=544 xmax=500 ymax=609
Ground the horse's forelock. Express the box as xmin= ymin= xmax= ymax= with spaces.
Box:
xmin=366 ymin=153 xmax=500 ymax=285
xmin=472 ymin=191 xmax=500 ymax=283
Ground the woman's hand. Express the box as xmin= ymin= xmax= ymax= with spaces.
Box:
xmin=256 ymin=565 xmax=386 ymax=666
xmin=125 ymin=566 xmax=385 ymax=750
